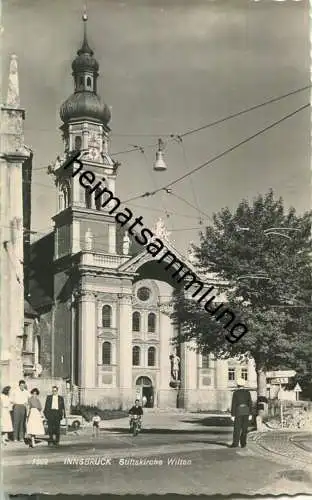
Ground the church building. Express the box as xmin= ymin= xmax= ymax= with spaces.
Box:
xmin=25 ymin=14 xmax=257 ymax=411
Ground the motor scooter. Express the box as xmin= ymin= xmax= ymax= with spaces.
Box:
xmin=129 ymin=414 xmax=141 ymax=436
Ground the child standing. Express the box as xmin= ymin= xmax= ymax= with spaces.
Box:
xmin=92 ymin=412 xmax=101 ymax=437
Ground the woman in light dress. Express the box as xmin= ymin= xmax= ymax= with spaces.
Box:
xmin=1 ymin=386 xmax=13 ymax=445
xmin=26 ymin=388 xmax=45 ymax=448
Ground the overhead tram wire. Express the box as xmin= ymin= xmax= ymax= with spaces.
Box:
xmin=121 ymin=103 xmax=309 ymax=204
xmin=21 ymin=175 xmax=209 ymax=220
xmin=128 ymin=203 xmax=206 ymax=220
xmin=27 ymin=89 xmax=309 ymax=228
xmin=24 ymin=84 xmax=310 ymax=138
xmin=108 ymin=84 xmax=310 ymax=155
xmin=176 ymin=137 xmax=204 ymax=225
xmin=176 ymin=85 xmax=310 ymax=139
xmin=164 ymin=191 xmax=213 ymax=222
xmin=32 ymin=86 xmax=309 ymax=177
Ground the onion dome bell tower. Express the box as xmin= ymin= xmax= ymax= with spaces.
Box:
xmin=59 ymin=11 xmax=112 ymax=157
xmin=52 ymin=12 xmax=119 ymax=261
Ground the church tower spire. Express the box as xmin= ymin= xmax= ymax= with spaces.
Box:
xmin=79 ymin=8 xmax=93 ymax=56
xmin=52 ymin=11 xmax=118 ymax=261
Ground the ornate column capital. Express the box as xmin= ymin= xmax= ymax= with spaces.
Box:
xmin=158 ymin=301 xmax=173 ymax=316
xmin=76 ymin=289 xmax=97 ymax=302
xmin=117 ymin=293 xmax=132 ymax=305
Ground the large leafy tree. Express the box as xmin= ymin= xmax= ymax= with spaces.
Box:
xmin=172 ymin=190 xmax=312 ymax=396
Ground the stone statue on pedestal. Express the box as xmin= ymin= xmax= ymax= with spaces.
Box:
xmin=122 ymin=232 xmax=130 ymax=255
xmin=170 ymin=352 xmax=180 ymax=381
xmin=153 ymin=217 xmax=171 ymax=242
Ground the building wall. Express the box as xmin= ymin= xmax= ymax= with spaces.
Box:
xmin=53 ymin=269 xmax=72 ymax=378
xmin=36 ymin=311 xmax=53 ymax=377
xmin=79 ymin=219 xmax=109 ymax=253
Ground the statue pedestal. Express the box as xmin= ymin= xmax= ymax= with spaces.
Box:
xmin=158 ymin=387 xmax=179 ymax=409
xmin=169 ymin=379 xmax=180 ymax=389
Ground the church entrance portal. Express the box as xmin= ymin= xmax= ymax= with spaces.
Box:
xmin=136 ymin=376 xmax=154 ymax=408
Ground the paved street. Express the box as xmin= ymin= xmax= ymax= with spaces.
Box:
xmin=3 ymin=413 xmax=312 ymax=495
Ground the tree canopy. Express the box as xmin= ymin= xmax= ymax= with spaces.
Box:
xmin=172 ymin=190 xmax=312 ymax=395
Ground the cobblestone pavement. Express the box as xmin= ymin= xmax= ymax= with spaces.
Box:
xmin=249 ymin=431 xmax=312 ymax=470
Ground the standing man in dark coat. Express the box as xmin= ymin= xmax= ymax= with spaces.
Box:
xmin=230 ymin=377 xmax=253 ymax=448
xmin=44 ymin=386 xmax=65 ymax=446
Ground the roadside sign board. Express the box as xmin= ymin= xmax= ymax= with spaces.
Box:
xmin=266 ymin=370 xmax=296 ymax=378
xmin=270 ymin=377 xmax=289 ymax=384
xmin=294 ymin=383 xmax=302 ymax=392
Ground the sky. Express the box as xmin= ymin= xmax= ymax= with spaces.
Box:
xmin=2 ymin=0 xmax=310 ymax=256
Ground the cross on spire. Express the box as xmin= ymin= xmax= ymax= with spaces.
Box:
xmin=78 ymin=5 xmax=93 ymax=55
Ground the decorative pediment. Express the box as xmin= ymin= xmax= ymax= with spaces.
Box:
xmin=117 ymin=248 xmax=152 ymax=274
xmin=117 ymin=238 xmax=199 ymax=277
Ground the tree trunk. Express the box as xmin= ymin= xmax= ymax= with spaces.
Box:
xmin=256 ymin=367 xmax=267 ymax=397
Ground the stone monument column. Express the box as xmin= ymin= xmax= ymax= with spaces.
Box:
xmin=158 ymin=299 xmax=174 ymax=408
xmin=77 ymin=290 xmax=96 ymax=403
xmin=118 ymin=293 xmax=133 ymax=408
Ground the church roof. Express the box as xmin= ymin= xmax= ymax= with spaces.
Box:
xmin=60 ymin=91 xmax=111 ymax=124
xmin=24 ymin=299 xmax=38 ymax=318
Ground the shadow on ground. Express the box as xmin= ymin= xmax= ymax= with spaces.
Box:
xmin=103 ymin=428 xmax=232 ymax=434
xmin=182 ymin=417 xmax=232 ymax=427
xmin=181 ymin=417 xmax=255 ymax=429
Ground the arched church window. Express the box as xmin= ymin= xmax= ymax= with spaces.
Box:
xmin=132 ymin=346 xmax=140 ymax=366
xmin=95 ymin=188 xmax=102 ymax=210
xmin=148 ymin=346 xmax=156 ymax=367
xmin=79 ymin=76 xmax=84 ymax=86
xmin=75 ymin=136 xmax=82 ymax=151
xmin=202 ymin=354 xmax=209 ymax=369
xmin=102 ymin=305 xmax=112 ymax=328
xmin=85 ymin=188 xmax=92 ymax=209
xmin=102 ymin=342 xmax=111 ymax=365
xmin=148 ymin=313 xmax=156 ymax=333
xmin=132 ymin=312 xmax=141 ymax=332
xmin=86 ymin=76 xmax=92 ymax=88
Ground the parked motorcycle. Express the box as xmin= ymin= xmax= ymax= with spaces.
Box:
xmin=129 ymin=414 xmax=141 ymax=436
